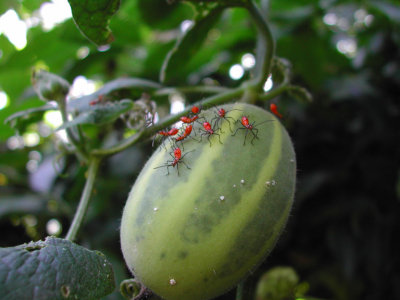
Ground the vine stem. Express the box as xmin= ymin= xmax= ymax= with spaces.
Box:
xmin=154 ymin=85 xmax=230 ymax=96
xmin=59 ymin=99 xmax=89 ymax=162
xmin=65 ymin=157 xmax=101 ymax=241
xmin=235 ymin=281 xmax=244 ymax=300
xmin=245 ymin=0 xmax=275 ymax=91
xmin=91 ymin=87 xmax=246 ymax=157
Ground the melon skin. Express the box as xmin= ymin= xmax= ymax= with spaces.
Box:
xmin=120 ymin=103 xmax=296 ymax=300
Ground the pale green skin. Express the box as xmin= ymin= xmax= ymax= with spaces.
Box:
xmin=120 ymin=103 xmax=296 ymax=300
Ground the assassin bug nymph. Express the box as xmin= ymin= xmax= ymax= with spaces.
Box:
xmin=211 ymin=106 xmax=242 ymax=133
xmin=174 ymin=124 xmax=198 ymax=150
xmin=152 ymin=127 xmax=179 ymax=147
xmin=198 ymin=121 xmax=222 ymax=147
xmin=154 ymin=146 xmax=194 ymax=175
xmin=232 ymin=116 xmax=273 ymax=145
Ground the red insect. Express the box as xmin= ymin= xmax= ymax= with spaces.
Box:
xmin=270 ymin=103 xmax=283 ymax=119
xmin=154 ymin=147 xmax=194 ymax=175
xmin=232 ymin=116 xmax=273 ymax=145
xmin=152 ymin=127 xmax=179 ymax=147
xmin=191 ymin=105 xmax=202 ymax=115
xmin=180 ymin=115 xmax=199 ymax=124
xmin=199 ymin=121 xmax=222 ymax=146
xmin=175 ymin=125 xmax=193 ymax=142
xmin=159 ymin=127 xmax=179 ymax=136
xmin=211 ymin=106 xmax=241 ymax=133
xmin=89 ymin=94 xmax=104 ymax=106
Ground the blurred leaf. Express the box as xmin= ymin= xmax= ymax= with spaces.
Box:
xmin=4 ymin=103 xmax=57 ymax=134
xmin=68 ymin=78 xmax=162 ymax=113
xmin=137 ymin=0 xmax=191 ymax=30
xmin=160 ymin=7 xmax=224 ymax=84
xmin=59 ymin=99 xmax=133 ymax=130
xmin=0 ymin=237 xmax=115 ymax=300
xmin=369 ymin=1 xmax=400 ymax=23
xmin=0 ymin=35 xmax=16 ymax=64
xmin=0 ymin=0 xmax=43 ymax=15
xmin=0 ymin=195 xmax=48 ymax=218
xmin=324 ymin=73 xmax=376 ymax=101
xmin=68 ymin=0 xmax=121 ymax=46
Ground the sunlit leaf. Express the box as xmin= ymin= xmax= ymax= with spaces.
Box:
xmin=4 ymin=103 xmax=57 ymax=134
xmin=68 ymin=0 xmax=121 ymax=46
xmin=59 ymin=99 xmax=133 ymax=130
xmin=67 ymin=78 xmax=162 ymax=113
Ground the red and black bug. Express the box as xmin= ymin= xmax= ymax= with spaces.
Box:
xmin=174 ymin=124 xmax=198 ymax=149
xmin=190 ymin=104 xmax=203 ymax=115
xmin=152 ymin=127 xmax=179 ymax=147
xmin=270 ymin=103 xmax=283 ymax=119
xmin=232 ymin=116 xmax=273 ymax=145
xmin=154 ymin=147 xmax=194 ymax=175
xmin=198 ymin=121 xmax=222 ymax=146
xmin=211 ymin=106 xmax=241 ymax=133
xmin=180 ymin=115 xmax=199 ymax=124
xmin=175 ymin=125 xmax=193 ymax=142
xmin=89 ymin=94 xmax=104 ymax=106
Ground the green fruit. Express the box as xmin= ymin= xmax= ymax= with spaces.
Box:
xmin=120 ymin=103 xmax=296 ymax=300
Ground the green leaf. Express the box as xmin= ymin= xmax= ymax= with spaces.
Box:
xmin=0 ymin=237 xmax=115 ymax=300
xmin=4 ymin=104 xmax=57 ymax=135
xmin=67 ymin=77 xmax=162 ymax=113
xmin=4 ymin=103 xmax=57 ymax=129
xmin=59 ymin=99 xmax=133 ymax=130
xmin=160 ymin=6 xmax=224 ymax=84
xmin=67 ymin=0 xmax=121 ymax=46
xmin=0 ymin=195 xmax=49 ymax=218
xmin=369 ymin=1 xmax=400 ymax=23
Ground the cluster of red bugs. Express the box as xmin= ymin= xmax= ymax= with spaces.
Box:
xmin=153 ymin=103 xmax=283 ymax=175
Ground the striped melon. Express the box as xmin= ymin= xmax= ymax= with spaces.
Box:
xmin=120 ymin=103 xmax=296 ymax=300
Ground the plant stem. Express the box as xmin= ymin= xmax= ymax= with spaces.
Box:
xmin=259 ymin=82 xmax=289 ymax=102
xmin=91 ymin=87 xmax=246 ymax=157
xmin=59 ymin=99 xmax=89 ymax=162
xmin=235 ymin=281 xmax=244 ymax=300
xmin=65 ymin=157 xmax=101 ymax=241
xmin=245 ymin=0 xmax=275 ymax=91
xmin=155 ymin=85 xmax=231 ymax=97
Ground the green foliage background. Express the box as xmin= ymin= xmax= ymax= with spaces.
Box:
xmin=1 ymin=0 xmax=399 ymax=299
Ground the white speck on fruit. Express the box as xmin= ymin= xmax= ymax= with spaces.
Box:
xmin=219 ymin=195 xmax=225 ymax=201
xmin=240 ymin=179 xmax=245 ymax=184
xmin=265 ymin=179 xmax=277 ymax=187
xmin=169 ymin=278 xmax=177 ymax=286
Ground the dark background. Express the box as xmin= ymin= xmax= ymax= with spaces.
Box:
xmin=0 ymin=0 xmax=399 ymax=299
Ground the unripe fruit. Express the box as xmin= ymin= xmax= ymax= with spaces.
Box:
xmin=120 ymin=103 xmax=296 ymax=300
